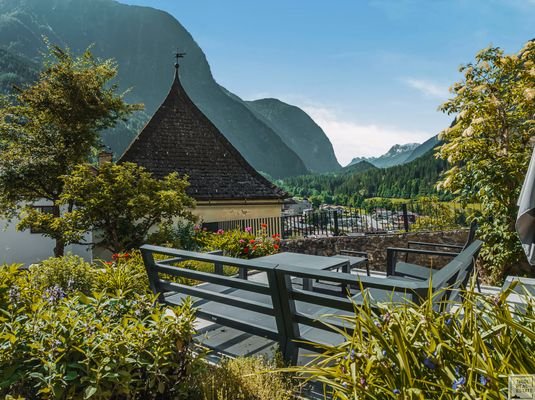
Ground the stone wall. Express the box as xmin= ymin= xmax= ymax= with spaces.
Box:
xmin=280 ymin=230 xmax=470 ymax=272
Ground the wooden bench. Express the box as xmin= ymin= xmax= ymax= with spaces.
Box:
xmin=140 ymin=240 xmax=483 ymax=364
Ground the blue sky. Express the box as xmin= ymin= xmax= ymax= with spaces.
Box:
xmin=122 ymin=0 xmax=534 ymax=165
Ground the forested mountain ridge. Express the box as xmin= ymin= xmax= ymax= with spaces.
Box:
xmin=245 ymin=98 xmax=341 ymax=173
xmin=0 ymin=0 xmax=343 ymax=178
xmin=281 ymin=148 xmax=448 ymax=206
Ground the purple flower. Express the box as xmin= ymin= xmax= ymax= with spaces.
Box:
xmin=359 ymin=377 xmax=366 ymax=386
xmin=452 ymin=376 xmax=466 ymax=390
xmin=382 ymin=349 xmax=388 ymax=357
xmin=245 ymin=226 xmax=253 ymax=233
xmin=479 ymin=375 xmax=490 ymax=386
xmin=43 ymin=285 xmax=66 ymax=303
xmin=423 ymin=357 xmax=437 ymax=370
xmin=393 ymin=389 xmax=401 ymax=395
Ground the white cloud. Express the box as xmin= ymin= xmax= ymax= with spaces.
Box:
xmin=301 ymin=105 xmax=431 ymax=166
xmin=404 ymin=78 xmax=449 ymax=99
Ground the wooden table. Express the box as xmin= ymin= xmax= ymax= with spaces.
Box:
xmin=256 ymin=252 xmax=367 ymax=291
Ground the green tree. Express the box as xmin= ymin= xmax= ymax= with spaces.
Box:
xmin=0 ymin=43 xmax=140 ymax=256
xmin=437 ymin=40 xmax=535 ymax=283
xmin=58 ymin=162 xmax=196 ymax=253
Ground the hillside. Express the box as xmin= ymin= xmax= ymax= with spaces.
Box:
xmin=282 ymin=148 xmax=448 ymax=205
xmin=0 ymin=0 xmax=315 ymax=178
xmin=404 ymin=135 xmax=440 ymax=163
xmin=245 ymin=98 xmax=341 ymax=173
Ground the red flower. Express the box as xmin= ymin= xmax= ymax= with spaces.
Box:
xmin=261 ymin=223 xmax=267 ymax=229
xmin=273 ymin=244 xmax=279 ymax=250
xmin=123 ymin=253 xmax=130 ymax=259
xmin=243 ymin=247 xmax=249 ymax=253
xmin=112 ymin=253 xmax=119 ymax=261
xmin=249 ymin=239 xmax=256 ymax=244
xmin=105 ymin=261 xmax=113 ymax=266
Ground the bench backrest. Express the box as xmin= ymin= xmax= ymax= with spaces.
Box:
xmin=140 ymin=245 xmax=286 ymax=346
xmin=428 ymin=240 xmax=482 ymax=305
xmin=140 ymin=240 xmax=482 ymax=364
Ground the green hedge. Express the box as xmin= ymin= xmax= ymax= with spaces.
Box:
xmin=0 ymin=258 xmax=196 ymax=399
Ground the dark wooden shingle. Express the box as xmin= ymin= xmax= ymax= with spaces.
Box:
xmin=120 ymin=68 xmax=286 ymax=201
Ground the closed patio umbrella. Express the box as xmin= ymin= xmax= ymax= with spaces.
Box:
xmin=516 ymin=145 xmax=535 ymax=265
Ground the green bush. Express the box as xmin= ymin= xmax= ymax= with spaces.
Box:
xmin=94 ymin=251 xmax=150 ymax=296
xmin=29 ymin=255 xmax=95 ymax=296
xmin=292 ymin=282 xmax=535 ymax=399
xmin=193 ymin=356 xmax=296 ymax=400
xmin=196 ymin=226 xmax=281 ymax=259
xmin=0 ymin=263 xmax=197 ymax=399
xmin=147 ymin=221 xmax=200 ymax=251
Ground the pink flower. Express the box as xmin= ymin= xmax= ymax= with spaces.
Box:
xmin=239 ymin=239 xmax=245 ymax=244
xmin=216 ymin=229 xmax=225 ymax=235
xmin=245 ymin=226 xmax=253 ymax=233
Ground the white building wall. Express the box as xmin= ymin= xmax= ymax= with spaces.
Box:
xmin=0 ymin=209 xmax=93 ymax=266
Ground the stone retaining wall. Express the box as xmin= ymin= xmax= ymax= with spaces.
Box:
xmin=280 ymin=230 xmax=469 ymax=272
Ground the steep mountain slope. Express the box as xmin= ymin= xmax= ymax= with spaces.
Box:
xmin=347 ymin=143 xmax=420 ymax=169
xmin=404 ymin=135 xmax=440 ymax=163
xmin=245 ymin=98 xmax=341 ymax=173
xmin=0 ymin=0 xmax=309 ymax=178
xmin=0 ymin=48 xmax=38 ymax=93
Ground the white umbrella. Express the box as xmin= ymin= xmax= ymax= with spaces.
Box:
xmin=516 ymin=145 xmax=535 ymax=265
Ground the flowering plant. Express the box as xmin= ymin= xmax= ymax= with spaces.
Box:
xmin=241 ymin=225 xmax=281 ymax=259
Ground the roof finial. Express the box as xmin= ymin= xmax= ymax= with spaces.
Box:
xmin=175 ymin=49 xmax=186 ymax=76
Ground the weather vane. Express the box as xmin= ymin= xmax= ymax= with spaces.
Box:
xmin=175 ymin=49 xmax=186 ymax=69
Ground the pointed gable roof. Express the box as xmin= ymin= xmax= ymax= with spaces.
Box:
xmin=120 ymin=66 xmax=286 ymax=201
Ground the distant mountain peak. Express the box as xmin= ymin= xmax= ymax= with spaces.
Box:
xmin=347 ymin=142 xmax=421 ymax=169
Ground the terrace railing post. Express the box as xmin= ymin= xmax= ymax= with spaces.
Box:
xmin=274 ymin=267 xmax=300 ymax=364
xmin=402 ymin=203 xmax=410 ymax=232
xmin=333 ymin=211 xmax=340 ymax=236
xmin=265 ymin=267 xmax=291 ymax=364
xmin=140 ymin=246 xmax=162 ymax=301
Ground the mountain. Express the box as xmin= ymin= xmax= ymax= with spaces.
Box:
xmin=404 ymin=135 xmax=440 ymax=163
xmin=282 ymin=146 xmax=448 ymax=205
xmin=244 ymin=98 xmax=341 ymax=173
xmin=0 ymin=0 xmax=310 ymax=178
xmin=347 ymin=143 xmax=420 ymax=169
xmin=341 ymin=160 xmax=377 ymax=174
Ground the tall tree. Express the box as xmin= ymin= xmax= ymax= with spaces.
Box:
xmin=0 ymin=43 xmax=141 ymax=256
xmin=437 ymin=40 xmax=535 ymax=283
xmin=58 ymin=162 xmax=196 ymax=253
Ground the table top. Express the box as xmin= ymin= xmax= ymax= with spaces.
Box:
xmin=256 ymin=252 xmax=366 ymax=271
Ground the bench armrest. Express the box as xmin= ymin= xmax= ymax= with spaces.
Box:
xmin=386 ymin=247 xmax=458 ymax=276
xmin=339 ymin=249 xmax=368 ymax=258
xmin=407 ymin=241 xmax=463 ymax=250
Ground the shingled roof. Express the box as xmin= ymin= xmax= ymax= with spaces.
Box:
xmin=120 ymin=65 xmax=286 ymax=201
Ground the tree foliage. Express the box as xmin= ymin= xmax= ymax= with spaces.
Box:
xmin=281 ymin=151 xmax=447 ymax=207
xmin=0 ymin=42 xmax=141 ymax=256
xmin=59 ymin=162 xmax=196 ymax=253
xmin=437 ymin=40 xmax=535 ymax=282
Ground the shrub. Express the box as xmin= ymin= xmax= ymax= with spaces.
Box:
xmin=193 ymin=356 xmax=296 ymax=400
xmin=292 ymin=282 xmax=535 ymax=399
xmin=94 ymin=251 xmax=150 ymax=296
xmin=147 ymin=221 xmax=200 ymax=251
xmin=197 ymin=225 xmax=280 ymax=259
xmin=1 ymin=294 xmax=195 ymax=398
xmin=29 ymin=254 xmax=95 ymax=296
